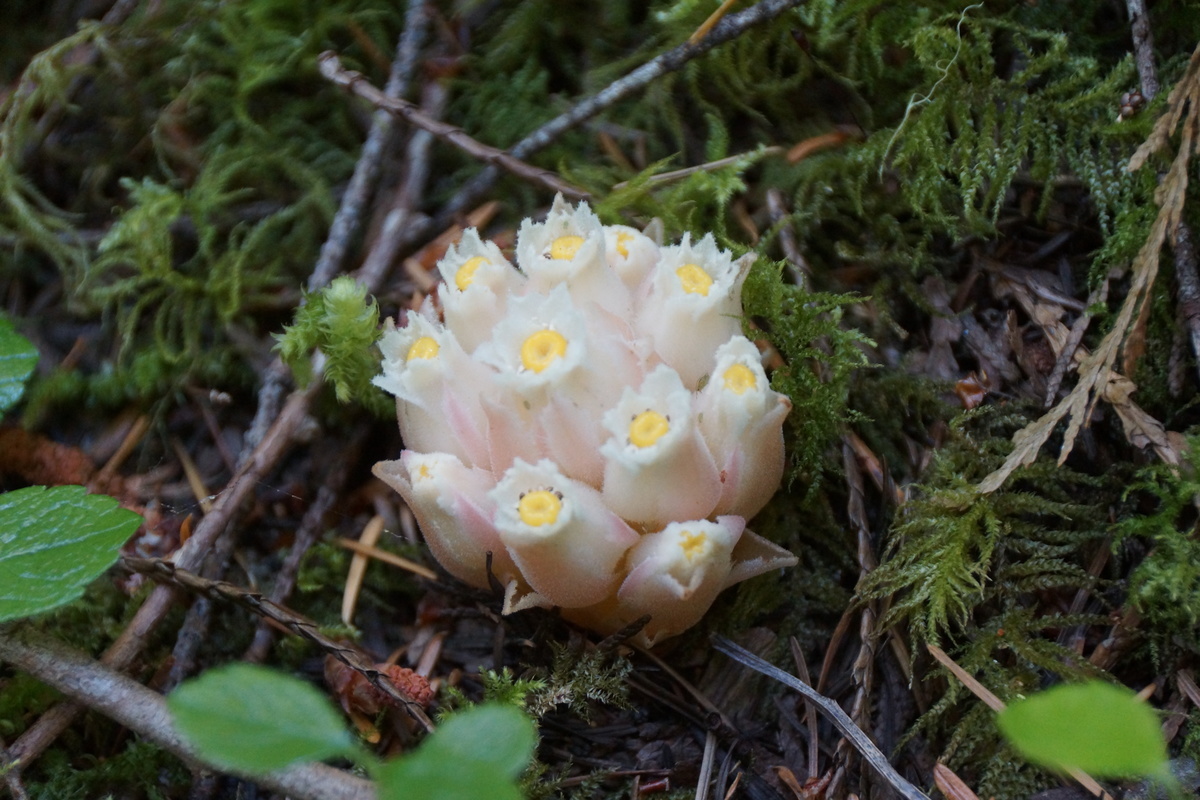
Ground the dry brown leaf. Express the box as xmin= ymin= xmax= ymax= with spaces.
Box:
xmin=976 ymin=43 xmax=1200 ymax=494
xmin=933 ymin=763 xmax=981 ymax=800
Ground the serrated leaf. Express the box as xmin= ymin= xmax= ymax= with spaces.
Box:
xmin=169 ymin=663 xmax=355 ymax=773
xmin=997 ymin=681 xmax=1167 ymax=777
xmin=0 ymin=485 xmax=142 ymax=623
xmin=0 ymin=317 xmax=38 ymax=414
xmin=377 ymin=704 xmax=535 ymax=800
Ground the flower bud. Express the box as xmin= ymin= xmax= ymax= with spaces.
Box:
xmin=436 ymin=228 xmax=525 ymax=354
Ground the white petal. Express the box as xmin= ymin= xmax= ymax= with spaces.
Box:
xmin=600 ymin=365 xmax=721 ymax=528
xmin=372 ymin=452 xmax=522 ymax=593
xmin=373 ymin=311 xmax=493 ymax=469
xmin=698 ymin=336 xmax=791 ymax=519
xmin=437 ymin=228 xmax=526 ymax=354
xmin=636 ymin=235 xmax=754 ymax=388
xmin=723 ymin=528 xmax=799 ymax=589
xmin=475 ymin=284 xmax=638 ymax=417
xmin=604 ymin=224 xmax=659 ymax=292
xmin=516 ymin=195 xmax=631 ymax=317
xmin=615 ymin=517 xmax=744 ymax=646
xmin=490 ymin=459 xmax=639 ymax=608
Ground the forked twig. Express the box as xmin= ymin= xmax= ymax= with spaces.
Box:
xmin=318 ymin=51 xmax=589 ymax=200
xmin=711 ymin=635 xmax=930 ymax=800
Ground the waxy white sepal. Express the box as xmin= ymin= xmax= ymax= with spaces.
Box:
xmin=615 ymin=517 xmax=744 ymax=646
xmin=373 ymin=311 xmax=492 ymax=469
xmin=637 ymin=234 xmax=754 ymax=389
xmin=600 ymin=365 xmax=721 ymax=528
xmin=698 ymin=336 xmax=791 ymax=519
xmin=373 ymin=451 xmax=533 ymax=607
xmin=436 ymin=228 xmax=525 ymax=354
xmin=490 ymin=459 xmax=639 ymax=608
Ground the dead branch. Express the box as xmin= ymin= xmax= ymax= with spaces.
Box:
xmin=426 ymin=0 xmax=805 ymax=235
xmin=308 ymin=0 xmax=429 ymax=292
xmin=0 ymin=630 xmax=374 ymax=800
xmin=122 ymin=556 xmax=434 ymax=732
xmin=1125 ymin=0 xmax=1160 ymax=99
xmin=711 ymin=635 xmax=930 ymax=800
xmin=318 ymin=51 xmax=589 ymax=201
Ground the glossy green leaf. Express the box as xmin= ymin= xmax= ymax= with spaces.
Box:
xmin=377 ymin=704 xmax=536 ymax=800
xmin=997 ymin=681 xmax=1168 ymax=777
xmin=0 ymin=485 xmax=142 ymax=623
xmin=0 ymin=317 xmax=37 ymax=414
xmin=169 ymin=663 xmax=355 ymax=773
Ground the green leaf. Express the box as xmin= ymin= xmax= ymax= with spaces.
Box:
xmin=0 ymin=317 xmax=38 ymax=414
xmin=0 ymin=485 xmax=142 ymax=623
xmin=169 ymin=663 xmax=355 ymax=773
xmin=377 ymin=704 xmax=536 ymax=800
xmin=997 ymin=681 xmax=1168 ymax=777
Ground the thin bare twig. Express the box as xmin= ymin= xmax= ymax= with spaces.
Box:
xmin=0 ymin=631 xmax=373 ymax=800
xmin=318 ymin=52 xmax=589 ymax=201
xmin=244 ymin=430 xmax=368 ymax=664
xmin=1125 ymin=0 xmax=1160 ymax=99
xmin=308 ymin=0 xmax=429 ymax=292
xmin=711 ymin=635 xmax=931 ymax=800
xmin=766 ymin=188 xmax=809 ymax=289
xmin=356 ymin=79 xmax=445 ymax=289
xmin=426 ymin=0 xmax=804 ymax=234
xmin=123 ymin=556 xmax=434 ymax=732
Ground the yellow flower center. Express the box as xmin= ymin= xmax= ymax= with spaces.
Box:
xmin=549 ymin=235 xmax=584 ymax=260
xmin=406 ymin=336 xmax=439 ymax=361
xmin=416 ymin=463 xmax=432 ymax=480
xmin=615 ymin=232 xmax=633 ymax=258
xmin=722 ymin=363 xmax=757 ymax=395
xmin=629 ymin=410 xmax=670 ymax=448
xmin=680 ymin=530 xmax=709 ymax=561
xmin=455 ymin=256 xmax=488 ymax=291
xmin=520 ymin=329 xmax=567 ymax=373
xmin=518 ymin=490 xmax=562 ymax=527
xmin=676 ymin=263 xmax=713 ymax=296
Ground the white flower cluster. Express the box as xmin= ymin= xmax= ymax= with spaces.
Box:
xmin=373 ymin=196 xmax=796 ymax=646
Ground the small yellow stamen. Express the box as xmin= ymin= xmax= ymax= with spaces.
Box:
xmin=520 ymin=329 xmax=567 ymax=373
xmin=629 ymin=410 xmax=670 ymax=448
xmin=455 ymin=256 xmax=488 ymax=291
xmin=406 ymin=336 xmax=439 ymax=361
xmin=549 ymin=235 xmax=584 ymax=260
xmin=676 ymin=263 xmax=713 ymax=296
xmin=416 ymin=463 xmax=432 ymax=480
xmin=615 ymin=232 xmax=633 ymax=258
xmin=722 ymin=363 xmax=757 ymax=395
xmin=518 ymin=490 xmax=562 ymax=527
xmin=680 ymin=530 xmax=709 ymax=561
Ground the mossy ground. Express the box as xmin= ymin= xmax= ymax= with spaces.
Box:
xmin=3 ymin=2 xmax=1200 ymax=798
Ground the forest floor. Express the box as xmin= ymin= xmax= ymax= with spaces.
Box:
xmin=3 ymin=2 xmax=1200 ymax=799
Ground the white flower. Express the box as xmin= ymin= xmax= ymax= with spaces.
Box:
xmin=697 ymin=336 xmax=791 ymax=519
xmin=490 ymin=459 xmax=639 ymax=608
xmin=599 ymin=365 xmax=721 ymax=528
xmin=373 ymin=308 xmax=492 ymax=470
xmin=611 ymin=517 xmax=743 ymax=646
xmin=436 ymin=228 xmax=525 ymax=354
xmin=374 ymin=196 xmax=797 ymax=645
xmin=373 ymin=452 xmax=541 ymax=614
xmin=516 ymin=195 xmax=631 ymax=317
xmin=637 ymin=234 xmax=754 ymax=389
xmin=604 ymin=224 xmax=660 ymax=290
